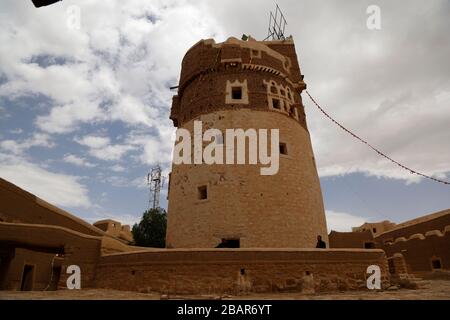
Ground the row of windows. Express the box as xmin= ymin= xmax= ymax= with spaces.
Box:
xmin=226 ymin=80 xmax=295 ymax=104
xmin=226 ymin=80 xmax=300 ymax=121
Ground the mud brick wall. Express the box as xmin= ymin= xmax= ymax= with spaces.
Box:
xmin=94 ymin=249 xmax=389 ymax=295
xmin=0 ymin=178 xmax=104 ymax=237
xmin=387 ymin=253 xmax=409 ymax=275
xmin=329 ymin=230 xmax=374 ymax=248
xmin=375 ymin=209 xmax=450 ymax=244
xmin=380 ymin=228 xmax=450 ymax=272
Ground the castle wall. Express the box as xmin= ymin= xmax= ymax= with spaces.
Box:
xmin=94 ymin=249 xmax=389 ymax=295
xmin=166 ymin=109 xmax=328 ymax=248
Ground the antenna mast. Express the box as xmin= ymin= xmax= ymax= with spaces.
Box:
xmin=147 ymin=165 xmax=164 ymax=209
xmin=264 ymin=4 xmax=288 ymax=41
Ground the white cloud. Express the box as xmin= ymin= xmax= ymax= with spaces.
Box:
xmin=200 ymin=0 xmax=450 ymax=183
xmin=36 ymin=99 xmax=106 ymax=134
xmin=0 ymin=105 xmax=11 ymax=119
xmin=126 ymin=130 xmax=174 ymax=166
xmin=10 ymin=128 xmax=23 ymax=134
xmin=0 ymin=133 xmax=54 ymax=155
xmin=84 ymin=211 xmax=140 ymax=227
xmin=0 ymin=0 xmax=221 ymax=129
xmin=109 ymin=95 xmax=159 ymax=127
xmin=325 ymin=210 xmax=372 ymax=232
xmin=0 ymin=153 xmax=91 ymax=208
xmin=110 ymin=164 xmax=126 ymax=172
xmin=130 ymin=176 xmax=148 ymax=190
xmin=75 ymin=135 xmax=135 ymax=161
xmin=63 ymin=154 xmax=96 ymax=168
xmin=0 ymin=0 xmax=225 ymax=180
xmin=89 ymin=144 xmax=135 ymax=161
xmin=75 ymin=135 xmax=110 ymax=149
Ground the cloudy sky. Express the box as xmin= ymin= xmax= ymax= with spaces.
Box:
xmin=0 ymin=0 xmax=449 ymax=231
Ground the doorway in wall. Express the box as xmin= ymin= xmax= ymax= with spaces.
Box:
xmin=20 ymin=264 xmax=35 ymax=291
xmin=0 ymin=256 xmax=12 ymax=289
xmin=48 ymin=266 xmax=62 ymax=291
xmin=387 ymin=258 xmax=396 ymax=274
xmin=364 ymin=242 xmax=375 ymax=249
xmin=224 ymin=239 xmax=240 ymax=248
xmin=431 ymin=257 xmax=442 ymax=270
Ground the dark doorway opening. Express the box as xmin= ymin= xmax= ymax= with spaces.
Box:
xmin=364 ymin=242 xmax=375 ymax=249
xmin=388 ymin=258 xmax=395 ymax=274
xmin=224 ymin=239 xmax=240 ymax=248
xmin=0 ymin=256 xmax=12 ymax=290
xmin=432 ymin=258 xmax=442 ymax=270
xmin=21 ymin=265 xmax=35 ymax=291
xmin=49 ymin=266 xmax=62 ymax=291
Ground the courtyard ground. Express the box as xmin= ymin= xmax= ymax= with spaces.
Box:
xmin=1 ymin=280 xmax=449 ymax=300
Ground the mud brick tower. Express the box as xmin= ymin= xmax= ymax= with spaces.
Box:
xmin=166 ymin=37 xmax=328 ymax=248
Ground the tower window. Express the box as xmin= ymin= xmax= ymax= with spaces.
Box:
xmin=226 ymin=80 xmax=248 ymax=104
xmin=231 ymin=87 xmax=242 ymax=100
xmin=251 ymin=49 xmax=261 ymax=58
xmin=272 ymin=98 xmax=281 ymax=109
xmin=198 ymin=185 xmax=208 ymax=200
xmin=372 ymin=228 xmax=377 ymax=233
xmin=279 ymin=143 xmax=288 ymax=155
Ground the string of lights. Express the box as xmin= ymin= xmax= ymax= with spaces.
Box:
xmin=305 ymin=90 xmax=450 ymax=185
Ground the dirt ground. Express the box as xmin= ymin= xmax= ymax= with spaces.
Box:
xmin=1 ymin=280 xmax=449 ymax=300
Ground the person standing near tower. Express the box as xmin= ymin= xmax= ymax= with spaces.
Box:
xmin=316 ymin=235 xmax=327 ymax=248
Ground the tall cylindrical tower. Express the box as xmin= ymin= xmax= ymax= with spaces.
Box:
xmin=166 ymin=37 xmax=328 ymax=248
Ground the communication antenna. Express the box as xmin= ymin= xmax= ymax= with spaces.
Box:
xmin=264 ymin=4 xmax=288 ymax=41
xmin=147 ymin=165 xmax=165 ymax=209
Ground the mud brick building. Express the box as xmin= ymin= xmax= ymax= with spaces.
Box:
xmin=0 ymin=177 xmax=134 ymax=291
xmin=329 ymin=209 xmax=450 ymax=274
